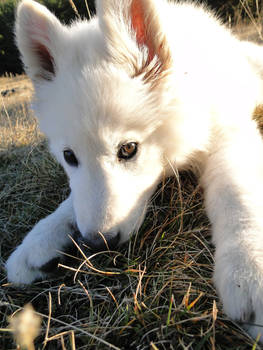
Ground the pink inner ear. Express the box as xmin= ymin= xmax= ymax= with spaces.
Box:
xmin=26 ymin=15 xmax=55 ymax=79
xmin=33 ymin=42 xmax=55 ymax=77
xmin=131 ymin=0 xmax=154 ymax=62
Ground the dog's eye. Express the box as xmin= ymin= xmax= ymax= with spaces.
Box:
xmin=117 ymin=142 xmax=138 ymax=160
xmin=63 ymin=149 xmax=79 ymax=167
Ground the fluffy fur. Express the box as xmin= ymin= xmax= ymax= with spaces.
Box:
xmin=6 ymin=0 xmax=263 ymax=341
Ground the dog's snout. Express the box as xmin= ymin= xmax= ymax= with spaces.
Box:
xmin=78 ymin=232 xmax=120 ymax=252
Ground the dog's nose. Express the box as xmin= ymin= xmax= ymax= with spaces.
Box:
xmin=77 ymin=232 xmax=120 ymax=252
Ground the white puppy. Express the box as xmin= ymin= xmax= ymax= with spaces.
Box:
xmin=6 ymin=0 xmax=263 ymax=341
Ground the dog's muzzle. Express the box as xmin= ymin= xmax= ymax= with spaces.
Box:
xmin=77 ymin=231 xmax=120 ymax=252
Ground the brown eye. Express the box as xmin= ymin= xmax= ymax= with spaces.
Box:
xmin=117 ymin=142 xmax=138 ymax=160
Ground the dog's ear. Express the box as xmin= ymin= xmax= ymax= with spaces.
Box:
xmin=15 ymin=0 xmax=64 ymax=81
xmin=97 ymin=0 xmax=172 ymax=87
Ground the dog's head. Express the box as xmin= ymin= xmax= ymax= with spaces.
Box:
xmin=15 ymin=0 xmax=198 ymax=250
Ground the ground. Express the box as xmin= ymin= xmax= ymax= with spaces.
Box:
xmin=0 ymin=73 xmax=263 ymax=350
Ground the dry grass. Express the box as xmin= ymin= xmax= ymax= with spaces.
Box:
xmin=224 ymin=0 xmax=263 ymax=43
xmin=1 ymin=65 xmax=263 ymax=350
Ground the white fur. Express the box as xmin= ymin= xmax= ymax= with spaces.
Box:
xmin=6 ymin=0 xmax=263 ymax=341
xmin=6 ymin=196 xmax=74 ymax=284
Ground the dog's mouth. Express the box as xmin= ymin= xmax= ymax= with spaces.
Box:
xmin=70 ymin=224 xmax=121 ymax=253
xmin=76 ymin=231 xmax=121 ymax=253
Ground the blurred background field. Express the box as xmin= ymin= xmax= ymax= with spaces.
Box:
xmin=1 ymin=1 xmax=263 ymax=349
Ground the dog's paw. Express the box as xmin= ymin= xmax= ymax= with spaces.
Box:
xmin=6 ymin=242 xmax=62 ymax=285
xmin=214 ymin=248 xmax=263 ymax=341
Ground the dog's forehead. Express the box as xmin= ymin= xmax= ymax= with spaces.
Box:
xmin=64 ymin=65 xmax=160 ymax=133
xmin=37 ymin=62 xmax=163 ymax=156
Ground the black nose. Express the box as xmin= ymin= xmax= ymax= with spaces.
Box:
xmin=77 ymin=232 xmax=120 ymax=252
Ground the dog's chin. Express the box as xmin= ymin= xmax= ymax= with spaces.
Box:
xmin=71 ymin=225 xmax=122 ymax=253
xmin=70 ymin=210 xmax=146 ymax=252
xmin=77 ymin=232 xmax=121 ymax=252
xmin=73 ymin=227 xmax=136 ymax=254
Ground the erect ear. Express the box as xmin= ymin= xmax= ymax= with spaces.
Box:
xmin=15 ymin=0 xmax=64 ymax=81
xmin=97 ymin=0 xmax=172 ymax=87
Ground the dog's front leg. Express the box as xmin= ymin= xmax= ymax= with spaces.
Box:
xmin=6 ymin=195 xmax=75 ymax=285
xmin=202 ymin=125 xmax=263 ymax=340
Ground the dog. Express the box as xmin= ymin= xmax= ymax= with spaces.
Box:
xmin=6 ymin=0 xmax=263 ymax=341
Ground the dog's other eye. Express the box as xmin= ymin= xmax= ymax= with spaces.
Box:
xmin=63 ymin=149 xmax=79 ymax=167
xmin=117 ymin=142 xmax=138 ymax=160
